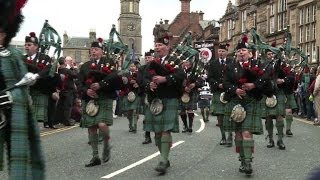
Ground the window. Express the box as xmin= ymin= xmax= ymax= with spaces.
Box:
xmin=306 ymin=43 xmax=310 ymax=61
xmin=312 ymin=5 xmax=317 ymax=22
xmin=300 ymin=9 xmax=304 ymax=25
xmin=270 ymin=16 xmax=275 ymax=33
xmin=129 ymin=2 xmax=133 ymax=13
xmin=311 ymin=42 xmax=316 ymax=63
xmin=299 ymin=27 xmax=303 ymax=43
xmin=75 ymin=51 xmax=81 ymax=63
xmin=228 ymin=19 xmax=233 ymax=39
xmin=241 ymin=10 xmax=247 ymax=32
xmin=312 ymin=23 xmax=316 ymax=40
xmin=306 ymin=6 xmax=311 ymax=23
xmin=270 ymin=3 xmax=275 ymax=33
xmin=277 ymin=0 xmax=287 ymax=31
xmin=306 ymin=25 xmax=310 ymax=42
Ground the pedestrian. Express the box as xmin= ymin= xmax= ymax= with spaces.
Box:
xmin=144 ymin=33 xmax=185 ymax=174
xmin=312 ymin=66 xmax=320 ymax=125
xmin=0 ymin=0 xmax=45 ymax=178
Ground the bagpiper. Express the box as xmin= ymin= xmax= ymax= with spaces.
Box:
xmin=0 ymin=0 xmax=45 ymax=178
xmin=261 ymin=45 xmax=286 ymax=150
xmin=77 ymin=38 xmax=120 ymax=167
xmin=144 ymin=33 xmax=185 ymax=174
xmin=24 ymin=32 xmax=58 ymax=128
xmin=119 ymin=62 xmax=141 ymax=133
xmin=208 ymin=43 xmax=233 ymax=146
xmin=222 ymin=35 xmax=272 ymax=175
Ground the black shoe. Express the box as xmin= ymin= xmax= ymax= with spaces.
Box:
xmin=188 ymin=128 xmax=193 ymax=133
xmin=85 ymin=157 xmax=101 ymax=167
xmin=142 ymin=137 xmax=152 ymax=144
xmin=243 ymin=161 xmax=253 ymax=175
xmin=49 ymin=125 xmax=58 ymax=129
xmin=102 ymin=145 xmax=111 ymax=163
xmin=219 ymin=138 xmax=226 ymax=145
xmin=226 ymin=138 xmax=233 ymax=147
xmin=239 ymin=161 xmax=245 ymax=173
xmin=154 ymin=161 xmax=170 ymax=173
xmin=267 ymin=139 xmax=275 ymax=148
xmin=129 ymin=128 xmax=134 ymax=132
xmin=277 ymin=140 xmax=286 ymax=150
xmin=182 ymin=127 xmax=188 ymax=133
xmin=44 ymin=123 xmax=49 ymax=128
xmin=286 ymin=129 xmax=293 ymax=137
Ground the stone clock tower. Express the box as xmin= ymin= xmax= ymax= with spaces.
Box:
xmin=118 ymin=0 xmax=142 ymax=56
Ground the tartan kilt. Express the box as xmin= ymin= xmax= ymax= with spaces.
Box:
xmin=261 ymin=90 xmax=286 ymax=118
xmin=223 ymin=96 xmax=263 ymax=135
xmin=143 ymin=98 xmax=179 ymax=133
xmin=30 ymin=89 xmax=48 ymax=122
xmin=198 ymin=98 xmax=210 ymax=109
xmin=121 ymin=94 xmax=141 ymax=112
xmin=210 ymin=92 xmax=225 ymax=115
xmin=179 ymin=93 xmax=198 ymax=110
xmin=81 ymin=97 xmax=113 ymax=127
xmin=285 ymin=93 xmax=298 ymax=109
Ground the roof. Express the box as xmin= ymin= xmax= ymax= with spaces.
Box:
xmin=64 ymin=37 xmax=91 ymax=48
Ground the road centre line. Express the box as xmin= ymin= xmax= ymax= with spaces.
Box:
xmin=101 ymin=140 xmax=185 ymax=179
xmin=40 ymin=125 xmax=79 ymax=137
xmin=196 ymin=119 xmax=205 ymax=133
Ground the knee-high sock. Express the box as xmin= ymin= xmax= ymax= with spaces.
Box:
xmin=160 ymin=135 xmax=172 ymax=163
xmin=265 ymin=119 xmax=274 ymax=140
xmin=187 ymin=113 xmax=194 ymax=129
xmin=100 ymin=129 xmax=111 ymax=159
xmin=242 ymin=140 xmax=254 ymax=162
xmin=132 ymin=110 xmax=137 ymax=130
xmin=200 ymin=108 xmax=205 ymax=120
xmin=286 ymin=114 xmax=293 ymax=130
xmin=205 ymin=107 xmax=210 ymax=121
xmin=276 ymin=120 xmax=284 ymax=141
xmin=88 ymin=134 xmax=99 ymax=158
xmin=218 ymin=116 xmax=225 ymax=139
xmin=235 ymin=139 xmax=243 ymax=160
xmin=145 ymin=131 xmax=151 ymax=138
xmin=180 ymin=113 xmax=188 ymax=128
xmin=128 ymin=111 xmax=133 ymax=129
xmin=155 ymin=135 xmax=161 ymax=152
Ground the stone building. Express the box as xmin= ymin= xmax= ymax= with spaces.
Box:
xmin=153 ymin=0 xmax=220 ymax=58
xmin=219 ymin=0 xmax=319 ymax=64
xmin=62 ymin=30 xmax=96 ymax=63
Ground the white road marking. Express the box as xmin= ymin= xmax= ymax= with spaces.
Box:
xmin=194 ymin=113 xmax=199 ymax=117
xmin=101 ymin=140 xmax=185 ymax=179
xmin=196 ymin=119 xmax=205 ymax=133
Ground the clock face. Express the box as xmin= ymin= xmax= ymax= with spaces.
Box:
xmin=127 ymin=23 xmax=136 ymax=31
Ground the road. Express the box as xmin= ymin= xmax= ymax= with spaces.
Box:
xmin=1 ymin=112 xmax=320 ymax=180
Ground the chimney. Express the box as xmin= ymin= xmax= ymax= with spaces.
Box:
xmin=63 ymin=31 xmax=69 ymax=46
xmin=180 ymin=0 xmax=191 ymax=13
xmin=89 ymin=29 xmax=96 ymax=42
xmin=199 ymin=11 xmax=204 ymax=21
xmin=164 ymin=19 xmax=169 ymax=24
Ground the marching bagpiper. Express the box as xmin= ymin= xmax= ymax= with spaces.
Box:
xmin=143 ymin=33 xmax=185 ymax=174
xmin=222 ymin=35 xmax=272 ymax=175
xmin=207 ymin=43 xmax=233 ymax=146
xmin=0 ymin=0 xmax=45 ymax=178
xmin=78 ymin=38 xmax=120 ymax=167
xmin=119 ymin=62 xmax=141 ymax=133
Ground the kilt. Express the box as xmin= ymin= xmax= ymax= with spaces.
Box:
xmin=198 ymin=98 xmax=210 ymax=109
xmin=261 ymin=90 xmax=286 ymax=118
xmin=144 ymin=98 xmax=179 ymax=133
xmin=285 ymin=93 xmax=298 ymax=109
xmin=223 ymin=96 xmax=263 ymax=135
xmin=30 ymin=89 xmax=48 ymax=122
xmin=210 ymin=92 xmax=225 ymax=115
xmin=121 ymin=94 xmax=141 ymax=112
xmin=179 ymin=93 xmax=198 ymax=110
xmin=81 ymin=97 xmax=113 ymax=127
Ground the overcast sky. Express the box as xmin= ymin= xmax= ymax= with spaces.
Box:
xmin=14 ymin=0 xmax=234 ymax=54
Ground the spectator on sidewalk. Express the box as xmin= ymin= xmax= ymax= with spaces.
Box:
xmin=312 ymin=66 xmax=320 ymax=125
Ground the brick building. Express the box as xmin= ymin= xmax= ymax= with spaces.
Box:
xmin=153 ymin=0 xmax=220 ymax=58
xmin=219 ymin=0 xmax=319 ymax=64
